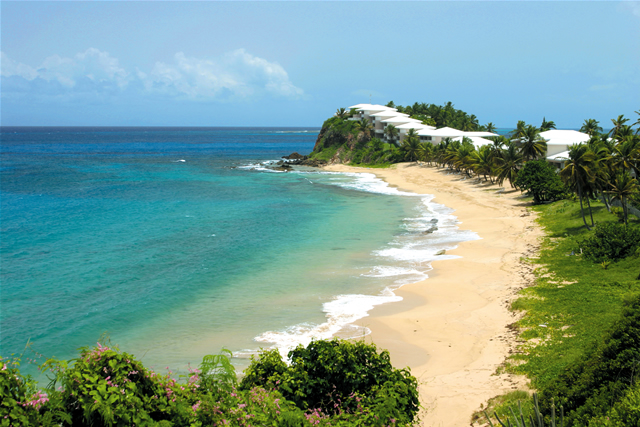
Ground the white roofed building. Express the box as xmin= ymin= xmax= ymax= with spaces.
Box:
xmin=541 ymin=130 xmax=590 ymax=166
xmin=369 ymin=111 xmax=409 ymax=138
xmin=348 ymin=104 xmax=396 ymax=122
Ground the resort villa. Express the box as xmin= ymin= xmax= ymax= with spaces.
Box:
xmin=347 ymin=103 xmax=592 ymax=166
xmin=541 ymin=129 xmax=590 ymax=166
xmin=348 ymin=103 xmax=499 ymax=146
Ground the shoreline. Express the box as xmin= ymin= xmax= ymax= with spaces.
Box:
xmin=323 ymin=163 xmax=543 ymax=427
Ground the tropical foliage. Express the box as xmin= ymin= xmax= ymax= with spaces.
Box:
xmin=312 ymin=109 xmax=640 ymax=232
xmin=514 ymin=160 xmax=567 ymax=204
xmin=389 ymin=101 xmax=481 ymax=131
xmin=1 ymin=340 xmax=420 ymax=426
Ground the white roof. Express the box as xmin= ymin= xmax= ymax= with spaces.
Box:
xmin=381 ymin=117 xmax=420 ymax=124
xmin=419 ymin=127 xmax=466 ymax=137
xmin=547 ymin=150 xmax=571 ymax=162
xmin=540 ymin=130 xmax=589 ymax=146
xmin=464 ymin=131 xmax=499 ymax=137
xmin=369 ymin=111 xmax=405 ymax=118
xmin=348 ymin=104 xmax=393 ymax=113
xmin=394 ymin=122 xmax=429 ymax=130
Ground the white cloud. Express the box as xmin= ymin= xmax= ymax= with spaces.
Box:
xmin=146 ymin=52 xmax=243 ymax=98
xmin=1 ymin=48 xmax=130 ymax=90
xmin=623 ymin=1 xmax=640 ymax=19
xmin=1 ymin=52 xmax=38 ymax=80
xmin=1 ymin=49 xmax=303 ymax=101
xmin=229 ymin=49 xmax=303 ymax=98
xmin=144 ymin=49 xmax=303 ymax=99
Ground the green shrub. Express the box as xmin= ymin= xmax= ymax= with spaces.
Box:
xmin=588 ymin=381 xmax=640 ymax=426
xmin=513 ymin=160 xmax=567 ymax=204
xmin=0 ymin=357 xmax=69 ymax=427
xmin=578 ymin=222 xmax=640 ymax=262
xmin=240 ymin=339 xmax=420 ymax=425
xmin=53 ymin=343 xmax=194 ymax=426
xmin=538 ymin=294 xmax=640 ymax=425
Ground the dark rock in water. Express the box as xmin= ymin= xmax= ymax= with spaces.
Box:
xmin=295 ymin=158 xmax=327 ymax=167
xmin=283 ymin=152 xmax=306 ymax=160
xmin=430 ymin=218 xmax=438 ymax=224
xmin=271 ymin=163 xmax=293 ymax=172
xmin=281 ymin=157 xmax=328 ymax=168
xmin=435 ymin=249 xmax=446 ymax=255
xmin=423 ymin=225 xmax=438 ymax=234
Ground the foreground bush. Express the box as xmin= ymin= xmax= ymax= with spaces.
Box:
xmin=514 ymin=160 xmax=567 ymax=204
xmin=578 ymin=221 xmax=640 ymax=262
xmin=539 ymin=294 xmax=640 ymax=425
xmin=1 ymin=339 xmax=420 ymax=426
xmin=241 ymin=339 xmax=420 ymax=425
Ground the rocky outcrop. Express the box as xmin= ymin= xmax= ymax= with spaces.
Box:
xmin=279 ymin=153 xmax=327 ymax=168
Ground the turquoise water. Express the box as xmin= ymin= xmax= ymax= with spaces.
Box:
xmin=0 ymin=127 xmax=477 ymax=378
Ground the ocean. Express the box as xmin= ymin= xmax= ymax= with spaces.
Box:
xmin=0 ymin=127 xmax=478 ymax=378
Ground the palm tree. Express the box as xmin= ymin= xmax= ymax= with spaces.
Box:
xmin=418 ymin=142 xmax=434 ymax=165
xmin=517 ymin=125 xmax=547 ymax=161
xmin=610 ymin=114 xmax=630 ymax=139
xmin=540 ymin=117 xmax=556 ymax=132
xmin=580 ymin=118 xmax=603 ymax=137
xmin=453 ymin=138 xmax=476 ymax=176
xmin=471 ymin=145 xmax=495 ymax=182
xmin=460 ymin=114 xmax=479 ymax=131
xmin=355 ymin=118 xmax=372 ymax=141
xmin=607 ymin=172 xmax=639 ymax=225
xmin=588 ymin=136 xmax=615 ymax=212
xmin=559 ymin=144 xmax=597 ymax=230
xmin=613 ymin=125 xmax=634 ymax=141
xmin=384 ymin=124 xmax=399 ymax=146
xmin=612 ymin=135 xmax=640 ymax=177
xmin=401 ymin=133 xmax=421 ymax=162
xmin=495 ymin=143 xmax=523 ymax=188
xmin=335 ymin=108 xmax=348 ymax=119
xmin=633 ymin=110 xmax=640 ymax=134
xmin=512 ymin=120 xmax=527 ymax=139
xmin=484 ymin=122 xmax=496 ymax=134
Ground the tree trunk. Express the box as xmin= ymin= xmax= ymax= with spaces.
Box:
xmin=600 ymin=190 xmax=611 ymax=213
xmin=585 ymin=194 xmax=595 ymax=226
xmin=577 ymin=182 xmax=592 ymax=230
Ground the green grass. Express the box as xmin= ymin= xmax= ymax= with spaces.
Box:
xmin=471 ymin=391 xmax=534 ymax=425
xmin=348 ymin=162 xmax=394 ymax=168
xmin=487 ymin=198 xmax=640 ymax=423
xmin=310 ymin=145 xmax=338 ymax=162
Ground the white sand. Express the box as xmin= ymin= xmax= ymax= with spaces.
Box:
xmin=324 ymin=163 xmax=542 ymax=427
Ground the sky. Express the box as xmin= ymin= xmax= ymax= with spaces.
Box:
xmin=1 ymin=1 xmax=639 ymax=128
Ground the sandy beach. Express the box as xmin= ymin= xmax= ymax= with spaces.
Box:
xmin=324 ymin=163 xmax=543 ymax=427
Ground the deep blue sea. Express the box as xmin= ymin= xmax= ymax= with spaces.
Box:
xmin=0 ymin=127 xmax=477 ymax=378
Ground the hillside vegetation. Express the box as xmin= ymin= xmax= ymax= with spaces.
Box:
xmin=1 ymin=339 xmax=419 ymax=426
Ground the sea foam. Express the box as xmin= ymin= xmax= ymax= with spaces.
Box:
xmin=249 ymin=168 xmax=480 ymax=358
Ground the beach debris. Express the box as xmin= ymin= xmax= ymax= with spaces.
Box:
xmin=435 ymin=249 xmax=446 ymax=255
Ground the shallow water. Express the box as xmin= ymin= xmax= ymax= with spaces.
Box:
xmin=0 ymin=127 xmax=478 ymax=378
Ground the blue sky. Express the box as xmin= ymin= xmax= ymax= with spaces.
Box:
xmin=1 ymin=1 xmax=639 ymax=128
